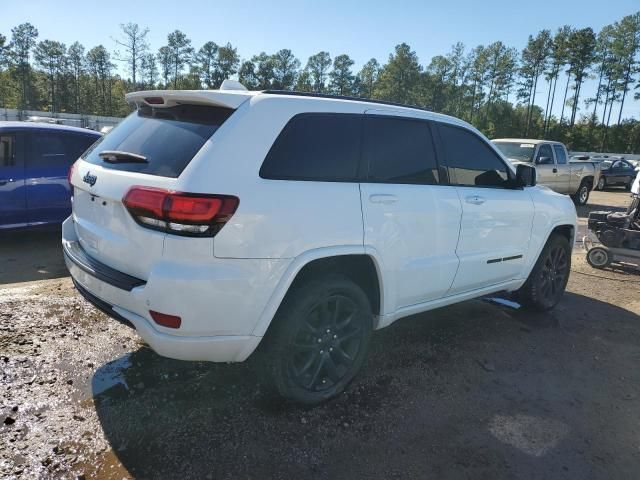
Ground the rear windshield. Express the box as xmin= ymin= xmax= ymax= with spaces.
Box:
xmin=82 ymin=104 xmax=233 ymax=177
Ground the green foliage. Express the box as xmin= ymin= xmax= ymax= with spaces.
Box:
xmin=374 ymin=43 xmax=422 ymax=105
xmin=305 ymin=51 xmax=332 ymax=92
xmin=329 ymin=54 xmax=355 ymax=95
xmin=0 ymin=15 xmax=639 ymax=152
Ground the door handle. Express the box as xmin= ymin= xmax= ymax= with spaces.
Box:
xmin=369 ymin=194 xmax=398 ymax=205
xmin=465 ymin=195 xmax=485 ymax=205
xmin=0 ymin=178 xmax=13 ymax=186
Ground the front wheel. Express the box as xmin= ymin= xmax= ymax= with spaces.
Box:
xmin=517 ymin=234 xmax=571 ymax=311
xmin=597 ymin=176 xmax=606 ymax=191
xmin=263 ymin=274 xmax=373 ymax=405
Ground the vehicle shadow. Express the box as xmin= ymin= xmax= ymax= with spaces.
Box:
xmin=90 ymin=290 xmax=640 ymax=479
xmin=0 ymin=227 xmax=68 ymax=286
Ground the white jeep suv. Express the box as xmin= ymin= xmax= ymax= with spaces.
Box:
xmin=63 ymin=87 xmax=577 ymax=404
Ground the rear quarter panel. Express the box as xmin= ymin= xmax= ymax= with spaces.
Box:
xmin=179 ymin=96 xmax=367 ymax=259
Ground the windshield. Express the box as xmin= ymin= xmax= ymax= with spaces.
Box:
xmin=493 ymin=142 xmax=536 ymax=162
xmin=601 ymin=161 xmax=612 ymax=169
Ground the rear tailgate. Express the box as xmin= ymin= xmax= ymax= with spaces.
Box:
xmin=71 ymin=166 xmax=173 ymax=280
xmin=69 ymin=95 xmax=243 ymax=280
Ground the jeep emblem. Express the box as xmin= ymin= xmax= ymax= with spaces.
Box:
xmin=83 ymin=171 xmax=97 ymax=187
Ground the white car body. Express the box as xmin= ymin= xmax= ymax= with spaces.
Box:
xmin=63 ymin=89 xmax=577 ymax=364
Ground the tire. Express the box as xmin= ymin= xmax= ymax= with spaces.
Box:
xmin=586 ymin=246 xmax=611 ymax=269
xmin=625 ymin=180 xmax=632 ymax=191
xmin=597 ymin=176 xmax=606 ymax=191
xmin=571 ymin=180 xmax=591 ymax=206
xmin=517 ymin=233 xmax=571 ymax=312
xmin=262 ymin=274 xmax=373 ymax=405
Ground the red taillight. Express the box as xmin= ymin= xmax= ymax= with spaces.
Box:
xmin=149 ymin=310 xmax=181 ymax=329
xmin=122 ymin=186 xmax=239 ymax=237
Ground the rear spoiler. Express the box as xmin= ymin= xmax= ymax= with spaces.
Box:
xmin=125 ymin=90 xmax=255 ymax=110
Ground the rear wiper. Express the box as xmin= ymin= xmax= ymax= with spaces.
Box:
xmin=99 ymin=150 xmax=148 ymax=163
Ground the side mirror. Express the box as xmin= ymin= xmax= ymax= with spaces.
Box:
xmin=516 ymin=164 xmax=536 ymax=187
xmin=536 ymin=156 xmax=553 ymax=165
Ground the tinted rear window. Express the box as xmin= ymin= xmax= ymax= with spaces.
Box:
xmin=82 ymin=104 xmax=233 ymax=177
xmin=363 ymin=116 xmax=438 ymax=184
xmin=259 ymin=113 xmax=361 ymax=181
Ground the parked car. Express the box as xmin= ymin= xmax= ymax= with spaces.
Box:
xmin=492 ymin=139 xmax=600 ymax=205
xmin=597 ymin=159 xmax=637 ymax=190
xmin=64 ymin=88 xmax=577 ymax=405
xmin=0 ymin=122 xmax=101 ymax=230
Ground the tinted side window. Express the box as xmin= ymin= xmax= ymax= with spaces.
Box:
xmin=27 ymin=132 xmax=98 ymax=168
xmin=260 ymin=114 xmax=361 ymax=181
xmin=553 ymin=145 xmax=567 ymax=164
xmin=0 ymin=135 xmax=15 ymax=167
xmin=363 ymin=116 xmax=438 ymax=185
xmin=536 ymin=144 xmax=554 ymax=164
xmin=28 ymin=132 xmax=68 ymax=167
xmin=68 ymin=134 xmax=99 ymax=160
xmin=439 ymin=124 xmax=510 ymax=187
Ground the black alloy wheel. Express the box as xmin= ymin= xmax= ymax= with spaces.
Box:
xmin=263 ymin=274 xmax=373 ymax=405
xmin=518 ymin=233 xmax=571 ymax=311
xmin=289 ymin=294 xmax=364 ymax=392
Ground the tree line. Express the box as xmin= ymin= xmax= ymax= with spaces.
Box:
xmin=1 ymin=13 xmax=639 ymax=152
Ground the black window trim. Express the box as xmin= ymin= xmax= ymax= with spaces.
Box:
xmin=433 ymin=121 xmax=517 ymax=190
xmin=259 ymin=112 xmax=365 ymax=183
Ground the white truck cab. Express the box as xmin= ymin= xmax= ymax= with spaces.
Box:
xmin=64 ymin=88 xmax=577 ymax=404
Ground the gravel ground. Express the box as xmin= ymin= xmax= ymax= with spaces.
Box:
xmin=2 ymin=189 xmax=640 ymax=479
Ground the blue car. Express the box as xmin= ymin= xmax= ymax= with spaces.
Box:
xmin=0 ymin=122 xmax=101 ymax=230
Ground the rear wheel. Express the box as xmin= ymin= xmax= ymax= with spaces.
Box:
xmin=517 ymin=234 xmax=571 ymax=311
xmin=587 ymin=246 xmax=611 ymax=269
xmin=597 ymin=176 xmax=606 ymax=191
xmin=572 ymin=180 xmax=591 ymax=206
xmin=263 ymin=274 xmax=373 ymax=405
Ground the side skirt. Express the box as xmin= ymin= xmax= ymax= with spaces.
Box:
xmin=376 ymin=279 xmax=525 ymax=329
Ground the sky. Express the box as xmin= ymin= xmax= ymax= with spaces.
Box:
xmin=2 ymin=0 xmax=639 ymax=119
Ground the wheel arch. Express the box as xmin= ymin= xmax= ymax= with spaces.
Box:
xmin=581 ymin=175 xmax=594 ymax=188
xmin=551 ymin=223 xmax=575 ymax=246
xmin=251 ymin=247 xmax=384 ymax=337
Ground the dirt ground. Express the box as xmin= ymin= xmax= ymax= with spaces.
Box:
xmin=2 ymin=189 xmax=640 ymax=479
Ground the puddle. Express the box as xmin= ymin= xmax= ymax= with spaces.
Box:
xmin=488 ymin=414 xmax=569 ymax=457
xmin=91 ymin=355 xmax=132 ymax=396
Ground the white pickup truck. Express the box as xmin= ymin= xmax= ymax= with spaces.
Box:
xmin=493 ymin=139 xmax=601 ymax=206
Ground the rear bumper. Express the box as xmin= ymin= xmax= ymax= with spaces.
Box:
xmin=62 ymin=217 xmax=269 ymax=362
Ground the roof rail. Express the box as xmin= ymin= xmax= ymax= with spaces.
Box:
xmin=261 ymin=90 xmax=431 ymax=112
